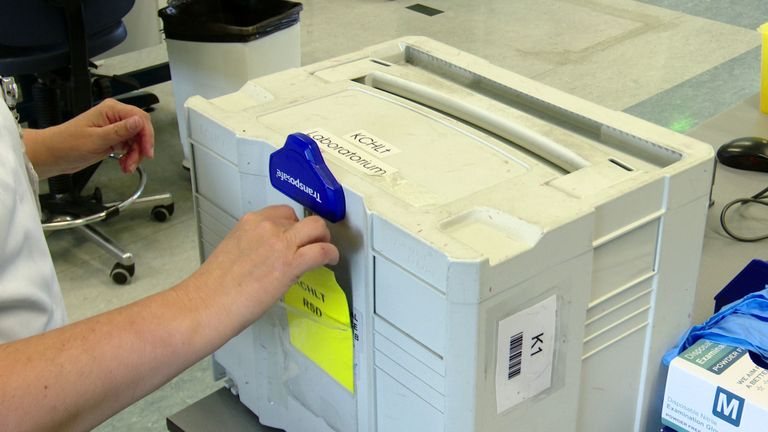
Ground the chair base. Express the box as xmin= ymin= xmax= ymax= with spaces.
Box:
xmin=52 ymin=192 xmax=174 ymax=285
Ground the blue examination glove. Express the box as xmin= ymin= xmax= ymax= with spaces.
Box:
xmin=663 ymin=287 xmax=768 ymax=366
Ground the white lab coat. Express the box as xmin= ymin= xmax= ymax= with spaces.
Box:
xmin=0 ymin=103 xmax=67 ymax=343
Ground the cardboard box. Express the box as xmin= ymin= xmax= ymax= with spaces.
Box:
xmin=662 ymin=339 xmax=768 ymax=431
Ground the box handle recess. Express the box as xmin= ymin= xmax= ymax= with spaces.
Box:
xmin=364 ymin=71 xmax=591 ymax=172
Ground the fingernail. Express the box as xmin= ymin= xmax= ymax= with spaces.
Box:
xmin=127 ymin=116 xmax=142 ymax=132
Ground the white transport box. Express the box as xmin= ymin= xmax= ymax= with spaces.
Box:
xmin=185 ymin=37 xmax=714 ymax=432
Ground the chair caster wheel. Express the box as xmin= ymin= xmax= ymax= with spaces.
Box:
xmin=110 ymin=263 xmax=135 ymax=285
xmin=151 ymin=203 xmax=174 ymax=222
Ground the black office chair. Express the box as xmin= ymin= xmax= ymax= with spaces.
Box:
xmin=0 ymin=0 xmax=175 ymax=284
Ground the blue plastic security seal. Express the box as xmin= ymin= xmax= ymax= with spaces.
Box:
xmin=269 ymin=133 xmax=346 ymax=222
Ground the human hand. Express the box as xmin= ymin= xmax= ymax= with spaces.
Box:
xmin=185 ymin=206 xmax=340 ymax=328
xmin=24 ymin=98 xmax=154 ymax=178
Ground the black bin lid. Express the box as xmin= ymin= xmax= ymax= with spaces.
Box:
xmin=159 ymin=0 xmax=302 ymax=43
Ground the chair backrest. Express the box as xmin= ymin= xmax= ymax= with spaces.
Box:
xmin=0 ymin=0 xmax=135 ymax=48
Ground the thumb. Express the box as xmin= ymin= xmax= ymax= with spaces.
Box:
xmin=102 ymin=116 xmax=143 ymax=144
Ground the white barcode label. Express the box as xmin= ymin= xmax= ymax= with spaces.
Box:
xmin=495 ymin=295 xmax=557 ymax=413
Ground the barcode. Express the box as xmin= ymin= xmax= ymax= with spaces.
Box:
xmin=508 ymin=332 xmax=523 ymax=380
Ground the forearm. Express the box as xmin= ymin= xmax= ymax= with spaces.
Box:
xmin=0 ymin=206 xmax=336 ymax=431
xmin=0 ymin=276 xmax=255 ymax=432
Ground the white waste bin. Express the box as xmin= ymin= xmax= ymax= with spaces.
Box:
xmin=159 ymin=0 xmax=302 ymax=167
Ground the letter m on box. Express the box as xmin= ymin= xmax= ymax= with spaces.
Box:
xmin=712 ymin=386 xmax=745 ymax=426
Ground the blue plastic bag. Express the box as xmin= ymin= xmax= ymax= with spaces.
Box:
xmin=663 ymin=287 xmax=768 ymax=366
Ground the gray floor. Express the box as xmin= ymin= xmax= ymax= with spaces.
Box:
xmin=41 ymin=0 xmax=768 ymax=430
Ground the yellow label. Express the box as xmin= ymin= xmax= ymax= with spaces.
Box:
xmin=760 ymin=23 xmax=768 ymax=114
xmin=284 ymin=267 xmax=354 ymax=392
